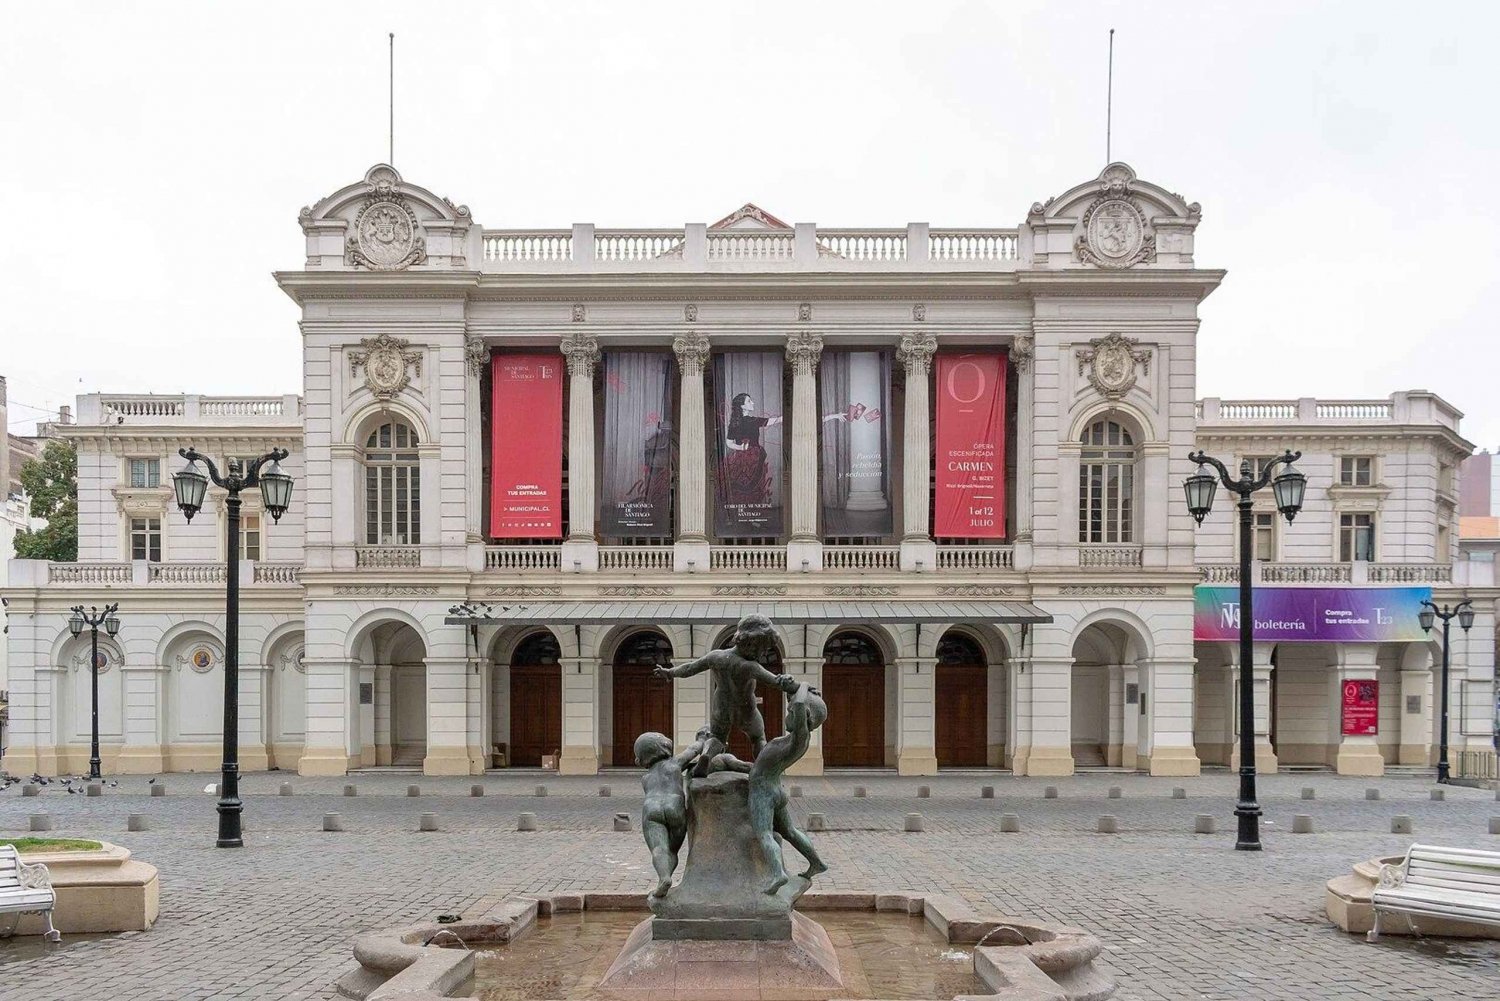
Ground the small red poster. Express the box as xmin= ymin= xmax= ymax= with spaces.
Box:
xmin=490 ymin=353 xmax=564 ymax=538
xmin=1341 ymin=679 xmax=1379 ymax=736
xmin=934 ymin=353 xmax=1007 ymax=538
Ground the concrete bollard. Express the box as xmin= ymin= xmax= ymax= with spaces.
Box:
xmin=917 ymin=786 xmax=931 ymax=799
xmin=126 ymin=814 xmax=149 ymax=833
xmin=853 ymin=786 xmax=867 ymax=798
xmin=21 ymin=785 xmax=40 ymax=797
xmin=1097 ymin=815 xmax=1119 ymax=834
xmin=1490 ymin=817 xmax=1500 ymax=835
xmin=1292 ymin=815 xmax=1315 ymax=834
xmin=1495 ymin=788 xmax=1500 ymax=802
xmin=419 ymin=813 xmax=439 ymax=832
xmin=279 ymin=783 xmax=294 ymax=797
xmin=407 ymin=785 xmax=421 ymax=798
xmin=1171 ymin=788 xmax=1186 ymax=800
xmin=1365 ymin=789 xmax=1380 ymax=801
xmin=904 ymin=813 xmax=925 ymax=832
xmin=1107 ymin=787 xmax=1122 ymax=800
xmin=981 ymin=785 xmax=995 ymax=799
xmin=1430 ymin=789 xmax=1445 ymax=802
xmin=534 ymin=785 xmax=548 ymax=798
xmin=86 ymin=784 xmax=102 ymax=797
xmin=807 ymin=813 xmax=826 ymax=832
xmin=344 ymin=784 xmax=357 ymax=797
xmin=1301 ymin=787 xmax=1316 ymax=801
xmin=322 ymin=812 xmax=344 ymax=832
xmin=790 ymin=785 xmax=803 ymax=798
xmin=598 ymin=786 xmax=611 ymax=797
xmin=518 ymin=812 xmax=538 ymax=832
xmin=470 ymin=785 xmax=485 ymax=797
xmin=1391 ymin=816 xmax=1413 ymax=834
xmin=29 ymin=814 xmax=53 ymax=832
xmin=1044 ymin=786 xmax=1058 ymax=799
xmin=613 ymin=812 xmax=631 ymax=832
xmin=151 ymin=784 xmax=167 ymax=798
xmin=999 ymin=813 xmax=1020 ymax=833
xmin=1194 ymin=814 xmax=1216 ymax=834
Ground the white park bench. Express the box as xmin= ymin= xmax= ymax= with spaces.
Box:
xmin=0 ymin=844 xmax=61 ymax=943
xmin=1368 ymin=843 xmax=1500 ymax=941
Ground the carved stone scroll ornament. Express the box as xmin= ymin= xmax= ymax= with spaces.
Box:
xmin=672 ymin=331 xmax=711 ymax=378
xmin=1010 ymin=334 xmax=1034 ymax=373
xmin=896 ymin=331 xmax=938 ymax=376
xmin=1074 ymin=163 xmax=1156 ymax=269
xmin=349 ymin=334 xmax=423 ymax=399
xmin=345 ymin=166 xmax=427 ymax=270
xmin=785 ymin=331 xmax=823 ymax=376
xmin=465 ymin=336 xmax=489 ymax=378
xmin=560 ymin=331 xmax=600 ymax=378
xmin=1075 ymin=332 xmax=1151 ymax=399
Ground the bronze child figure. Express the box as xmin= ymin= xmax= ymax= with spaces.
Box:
xmin=653 ymin=613 xmax=798 ymax=776
xmin=635 ymin=726 xmax=709 ymax=899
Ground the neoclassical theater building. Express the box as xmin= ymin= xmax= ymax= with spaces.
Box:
xmin=4 ymin=162 xmax=1495 ymax=779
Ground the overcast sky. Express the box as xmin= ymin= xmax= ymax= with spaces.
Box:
xmin=4 ymin=1 xmax=1498 ymax=447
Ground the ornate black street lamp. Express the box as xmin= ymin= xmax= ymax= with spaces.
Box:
xmin=1418 ymin=598 xmax=1474 ymax=784
xmin=1184 ymin=449 xmax=1306 ymax=851
xmin=172 ymin=447 xmax=293 ymax=848
xmin=67 ymin=603 xmax=120 ymax=780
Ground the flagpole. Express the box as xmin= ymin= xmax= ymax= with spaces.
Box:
xmin=389 ymin=32 xmax=395 ymax=165
xmin=1106 ymin=28 xmax=1114 ymax=163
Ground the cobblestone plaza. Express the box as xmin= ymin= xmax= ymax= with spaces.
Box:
xmin=2 ymin=772 xmax=1498 ymax=1000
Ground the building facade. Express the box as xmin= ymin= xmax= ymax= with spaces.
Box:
xmin=2 ymin=162 xmax=1494 ymax=779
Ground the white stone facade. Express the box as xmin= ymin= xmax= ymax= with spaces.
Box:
xmin=3 ymin=162 xmax=1493 ymax=780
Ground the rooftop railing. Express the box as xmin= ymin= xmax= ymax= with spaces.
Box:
xmin=1196 ymin=393 xmax=1461 ymax=432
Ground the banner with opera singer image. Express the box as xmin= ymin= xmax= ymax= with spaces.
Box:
xmin=1193 ymin=586 xmax=1433 ymax=643
xmin=601 ymin=351 xmax=676 ymax=537
xmin=713 ymin=351 xmax=785 ymax=537
xmin=819 ymin=350 xmax=892 ymax=536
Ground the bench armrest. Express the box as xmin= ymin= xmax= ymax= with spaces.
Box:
xmin=18 ymin=859 xmax=54 ymax=892
xmin=1375 ymin=862 xmax=1406 ymax=890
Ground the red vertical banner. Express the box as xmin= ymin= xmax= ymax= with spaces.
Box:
xmin=934 ymin=353 xmax=1007 ymax=538
xmin=490 ymin=353 xmax=564 ymax=538
xmin=1341 ymin=679 xmax=1379 ymax=736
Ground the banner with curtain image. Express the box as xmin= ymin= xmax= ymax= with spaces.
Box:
xmin=713 ymin=352 xmax=784 ymax=537
xmin=819 ymin=350 xmax=892 ymax=536
xmin=489 ymin=353 xmax=564 ymax=538
xmin=934 ymin=353 xmax=1008 ymax=538
xmin=601 ymin=352 xmax=676 ymax=536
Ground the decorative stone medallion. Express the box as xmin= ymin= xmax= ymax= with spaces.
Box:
xmin=349 ymin=334 xmax=423 ymax=398
xmin=187 ymin=647 xmax=217 ymax=673
xmin=74 ymin=648 xmax=113 ymax=674
xmin=1075 ymin=163 xmax=1156 ymax=269
xmin=1076 ymin=332 xmax=1151 ymax=399
xmin=346 ymin=167 xmax=426 ymax=271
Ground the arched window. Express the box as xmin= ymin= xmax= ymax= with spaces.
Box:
xmin=512 ymin=631 xmax=561 ymax=666
xmin=936 ymin=633 xmax=985 ymax=665
xmin=1078 ymin=419 xmax=1135 ymax=543
xmin=365 ymin=420 xmax=421 ymax=545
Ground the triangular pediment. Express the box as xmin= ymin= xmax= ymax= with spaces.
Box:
xmin=709 ymin=203 xmax=792 ymax=230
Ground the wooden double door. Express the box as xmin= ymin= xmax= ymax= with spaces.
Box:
xmin=822 ymin=663 xmax=886 ymax=767
xmin=612 ymin=664 xmax=674 ymax=766
xmin=935 ymin=662 xmax=988 ymax=767
xmin=509 ymin=663 xmax=562 ymax=767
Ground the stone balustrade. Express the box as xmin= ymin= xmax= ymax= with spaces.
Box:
xmin=354 ymin=546 xmax=422 ymax=569
xmin=709 ymin=546 xmax=787 ymax=573
xmin=484 ymin=546 xmax=562 ymax=572
xmin=934 ymin=546 xmax=1015 ymax=571
xmin=1196 ymin=392 xmax=1461 ymax=431
xmin=42 ymin=561 xmax=301 ymax=586
xmin=1078 ymin=546 xmax=1144 ymax=569
xmin=74 ymin=393 xmax=303 ymax=426
xmin=597 ymin=546 xmax=673 ymax=572
xmin=823 ymin=546 xmax=900 ymax=571
xmin=1196 ymin=561 xmax=1453 ymax=585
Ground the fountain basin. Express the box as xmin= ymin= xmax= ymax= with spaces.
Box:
xmin=335 ymin=891 xmax=1115 ymax=1001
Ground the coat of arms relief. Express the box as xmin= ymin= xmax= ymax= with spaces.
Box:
xmin=1076 ymin=333 xmax=1151 ymax=399
xmin=350 ymin=334 xmax=423 ymax=398
xmin=1075 ymin=163 xmax=1156 ymax=269
xmin=345 ymin=165 xmax=427 ymax=270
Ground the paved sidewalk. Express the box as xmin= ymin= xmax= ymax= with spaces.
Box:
xmin=2 ymin=771 xmax=1499 ymax=1000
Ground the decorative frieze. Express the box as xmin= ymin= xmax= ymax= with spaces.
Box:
xmin=1056 ymin=585 xmax=1168 ymax=596
xmin=712 ymin=584 xmax=788 ymax=597
xmin=332 ymin=585 xmax=442 ymax=596
xmin=823 ymin=584 xmax=898 ymax=597
xmin=598 ymin=585 xmax=674 ymax=597
xmin=936 ymin=584 xmax=1016 ymax=597
xmin=483 ymin=586 xmax=563 ymax=597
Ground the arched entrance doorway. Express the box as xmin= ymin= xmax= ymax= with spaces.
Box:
xmin=509 ymin=631 xmax=562 ymax=767
xmin=935 ymin=632 xmax=988 ymax=767
xmin=612 ymin=631 xmax=674 ymax=766
xmin=716 ymin=630 xmax=785 ymax=759
xmin=821 ymin=631 xmax=886 ymax=767
xmin=378 ymin=622 xmax=428 ymax=768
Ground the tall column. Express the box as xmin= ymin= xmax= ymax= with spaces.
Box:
xmin=559 ymin=657 xmax=600 ymax=775
xmin=1139 ymin=660 xmax=1202 ymax=776
xmin=785 ymin=332 xmax=823 ymax=568
xmin=1011 ymin=334 xmax=1035 ymax=571
xmin=298 ymin=657 xmax=353 ymax=776
xmin=897 ymin=332 xmax=936 ymax=571
xmin=1120 ymin=663 xmax=1140 ymax=770
xmin=464 ymin=336 xmax=487 ymax=570
xmin=673 ymin=332 xmax=711 ymax=571
xmin=1106 ymin=664 xmax=1125 ymax=767
xmin=423 ymin=657 xmax=471 ymax=776
xmin=896 ymin=656 xmax=939 ymax=776
xmin=465 ymin=654 xmax=483 ymax=775
xmin=1026 ymin=656 xmax=1075 ymax=776
xmin=373 ymin=664 xmax=393 ymax=766
xmin=561 ymin=331 xmax=600 ymax=571
xmin=1331 ymin=644 xmax=1384 ymax=776
xmin=1005 ymin=655 xmax=1033 ymax=773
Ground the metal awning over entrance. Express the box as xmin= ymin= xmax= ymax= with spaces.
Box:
xmin=445 ymin=600 xmax=1051 ymax=627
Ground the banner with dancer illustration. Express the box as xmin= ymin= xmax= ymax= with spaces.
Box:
xmin=713 ymin=352 xmax=784 ymax=537
xmin=934 ymin=353 xmax=1008 ymax=538
xmin=601 ymin=352 xmax=677 ymax=536
xmin=819 ymin=350 xmax=892 ymax=536
xmin=490 ymin=353 xmax=564 ymax=538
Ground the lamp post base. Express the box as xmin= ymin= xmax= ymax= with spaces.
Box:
xmin=1234 ymin=808 xmax=1263 ymax=851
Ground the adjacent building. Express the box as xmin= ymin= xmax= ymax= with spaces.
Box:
xmin=2 ymin=162 xmax=1493 ymax=779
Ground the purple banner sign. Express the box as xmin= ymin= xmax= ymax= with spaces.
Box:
xmin=1193 ymin=586 xmax=1433 ymax=643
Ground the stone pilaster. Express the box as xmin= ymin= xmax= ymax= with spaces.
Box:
xmin=356 ymin=664 xmax=376 ymax=767
xmin=298 ymin=657 xmax=353 ymax=776
xmin=464 ymin=336 xmax=487 ymax=558
xmin=1011 ymin=334 xmax=1034 ymax=570
xmin=1139 ymin=660 xmax=1202 ymax=776
xmin=1025 ymin=656 xmax=1075 ymax=776
xmin=673 ymin=331 xmax=711 ymax=571
xmin=1226 ymin=656 xmax=1279 ymax=774
xmin=373 ymin=664 xmax=393 ymax=766
xmin=895 ymin=657 xmax=939 ymax=776
xmin=560 ymin=331 xmax=600 ymax=570
xmin=1398 ymin=665 xmax=1433 ymax=765
xmin=559 ymin=657 xmax=600 ymax=775
xmin=465 ymin=656 xmax=483 ymax=774
xmin=117 ymin=663 xmax=166 ymax=774
xmin=784 ymin=656 xmax=824 ymax=775
xmin=1331 ymin=645 xmax=1384 ymax=776
xmin=897 ymin=332 xmax=936 ymax=571
xmin=423 ymin=657 xmax=472 ymax=776
xmin=237 ymin=663 xmax=271 ymax=772
xmin=785 ymin=332 xmax=823 ymax=565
